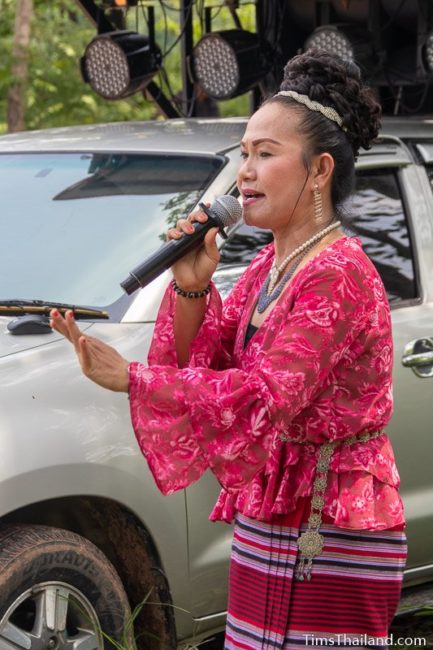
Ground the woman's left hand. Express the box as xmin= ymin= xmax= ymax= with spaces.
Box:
xmin=50 ymin=310 xmax=129 ymax=393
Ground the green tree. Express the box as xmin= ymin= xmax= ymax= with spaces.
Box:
xmin=7 ymin=0 xmax=33 ymax=132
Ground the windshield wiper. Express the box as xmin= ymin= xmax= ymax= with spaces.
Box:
xmin=0 ymin=299 xmax=109 ymax=319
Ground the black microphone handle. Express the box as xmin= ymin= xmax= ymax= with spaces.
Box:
xmin=120 ymin=213 xmax=222 ymax=294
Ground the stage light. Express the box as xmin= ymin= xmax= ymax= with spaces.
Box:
xmin=192 ymin=29 xmax=272 ymax=100
xmin=304 ymin=24 xmax=376 ymax=73
xmin=80 ymin=31 xmax=161 ymax=100
xmin=424 ymin=31 xmax=433 ymax=73
xmin=305 ymin=25 xmax=354 ymax=61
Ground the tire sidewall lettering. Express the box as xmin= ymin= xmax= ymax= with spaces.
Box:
xmin=22 ymin=550 xmax=99 ymax=580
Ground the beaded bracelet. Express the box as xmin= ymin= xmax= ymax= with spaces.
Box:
xmin=171 ymin=279 xmax=211 ymax=298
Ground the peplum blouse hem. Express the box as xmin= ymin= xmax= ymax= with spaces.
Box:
xmin=129 ymin=237 xmax=405 ymax=532
xmin=207 ymin=432 xmax=405 ymax=529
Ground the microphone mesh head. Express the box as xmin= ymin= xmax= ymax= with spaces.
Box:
xmin=211 ymin=195 xmax=243 ymax=227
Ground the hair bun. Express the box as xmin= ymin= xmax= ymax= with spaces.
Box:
xmin=280 ymin=48 xmax=381 ymax=157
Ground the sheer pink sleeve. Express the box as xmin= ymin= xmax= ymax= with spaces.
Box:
xmin=147 ymin=245 xmax=270 ymax=370
xmin=129 ymin=262 xmax=371 ymax=496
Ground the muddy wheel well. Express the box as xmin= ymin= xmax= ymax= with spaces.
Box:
xmin=1 ymin=496 xmax=177 ymax=650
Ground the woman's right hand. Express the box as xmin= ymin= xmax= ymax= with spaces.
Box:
xmin=167 ymin=205 xmax=221 ymax=291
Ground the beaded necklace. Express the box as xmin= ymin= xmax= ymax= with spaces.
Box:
xmin=257 ymin=221 xmax=341 ymax=314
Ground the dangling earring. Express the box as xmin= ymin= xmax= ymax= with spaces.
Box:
xmin=313 ymin=183 xmax=323 ymax=223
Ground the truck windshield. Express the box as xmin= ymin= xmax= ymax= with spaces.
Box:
xmin=0 ymin=152 xmax=224 ymax=309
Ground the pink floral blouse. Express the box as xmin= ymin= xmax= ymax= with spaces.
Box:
xmin=128 ymin=236 xmax=405 ymax=530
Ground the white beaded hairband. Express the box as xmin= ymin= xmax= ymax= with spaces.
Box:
xmin=276 ymin=90 xmax=347 ymax=132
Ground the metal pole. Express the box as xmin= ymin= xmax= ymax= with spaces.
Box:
xmin=180 ymin=0 xmax=195 ymax=117
xmin=146 ymin=81 xmax=181 ymax=118
xmin=250 ymin=0 xmax=266 ymax=113
xmin=74 ymin=0 xmax=115 ymax=33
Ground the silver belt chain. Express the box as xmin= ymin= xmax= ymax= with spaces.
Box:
xmin=279 ymin=429 xmax=384 ymax=581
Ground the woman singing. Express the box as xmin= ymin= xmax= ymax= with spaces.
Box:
xmin=51 ymin=49 xmax=407 ymax=649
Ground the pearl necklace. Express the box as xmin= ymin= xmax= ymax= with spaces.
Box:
xmin=256 ymin=220 xmax=342 ymax=314
xmin=268 ymin=221 xmax=342 ymax=295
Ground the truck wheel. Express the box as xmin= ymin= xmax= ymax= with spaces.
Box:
xmin=0 ymin=524 xmax=132 ymax=650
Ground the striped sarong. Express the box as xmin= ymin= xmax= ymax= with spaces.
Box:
xmin=225 ymin=513 xmax=407 ymax=650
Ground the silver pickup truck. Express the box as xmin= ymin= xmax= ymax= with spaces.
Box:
xmin=0 ymin=117 xmax=432 ymax=649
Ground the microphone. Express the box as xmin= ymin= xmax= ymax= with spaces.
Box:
xmin=120 ymin=195 xmax=243 ymax=295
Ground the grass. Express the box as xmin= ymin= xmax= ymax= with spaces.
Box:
xmin=70 ymin=588 xmax=224 ymax=650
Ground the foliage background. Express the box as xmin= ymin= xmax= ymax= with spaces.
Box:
xmin=0 ymin=0 xmax=256 ymax=133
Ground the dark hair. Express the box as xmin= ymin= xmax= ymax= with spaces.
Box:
xmin=264 ymin=49 xmax=382 ymax=221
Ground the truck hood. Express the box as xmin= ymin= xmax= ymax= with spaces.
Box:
xmin=0 ymin=317 xmax=92 ymax=358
